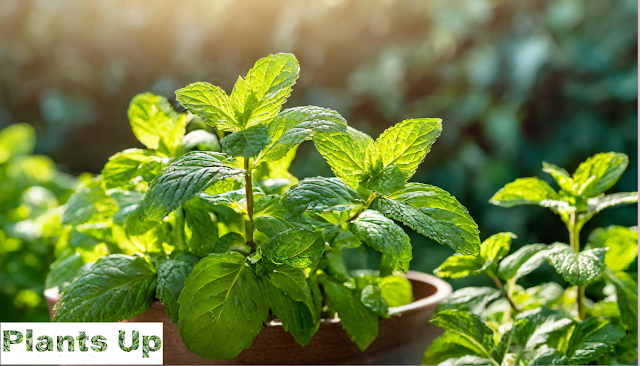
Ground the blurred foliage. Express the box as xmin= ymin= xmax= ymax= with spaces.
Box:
xmin=0 ymin=0 xmax=637 ymax=319
xmin=0 ymin=124 xmax=77 ymax=321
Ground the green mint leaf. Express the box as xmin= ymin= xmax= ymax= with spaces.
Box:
xmin=490 ymin=177 xmax=568 ymax=209
xmin=548 ymin=243 xmax=607 ymax=286
xmin=128 ymin=93 xmax=187 ymax=155
xmin=253 ymin=194 xmax=299 ymax=238
xmin=102 ymin=148 xmax=162 ymax=189
xmin=177 ymin=129 xmax=221 ymax=156
xmin=213 ymin=232 xmax=250 ymax=255
xmin=434 ymin=254 xmax=482 ymax=278
xmin=584 ymin=192 xmax=638 ymax=221
xmin=156 ymin=251 xmax=199 ymax=323
xmin=125 ymin=205 xmax=164 ymax=252
xmin=183 ymin=196 xmax=219 ymax=257
xmin=231 ymin=53 xmax=299 ymax=128
xmin=360 ymin=284 xmax=389 ymax=317
xmin=45 ymin=245 xmax=108 ymax=293
xmin=258 ymin=106 xmax=347 ymax=163
xmin=261 ymin=227 xmax=324 ymax=268
xmin=0 ymin=123 xmax=36 ymax=164
xmin=178 ymin=252 xmax=268 ymax=360
xmin=221 ymin=123 xmax=270 ymax=158
xmin=530 ymin=346 xmax=569 ymax=365
xmin=375 ymin=183 xmax=480 ymax=255
xmin=423 ymin=331 xmax=486 ymax=365
xmin=282 ymin=177 xmax=364 ymax=220
xmin=109 ymin=189 xmax=144 ymax=224
xmin=566 ymin=316 xmax=625 ymax=364
xmin=497 ymin=244 xmax=549 ymax=281
xmin=440 ymin=355 xmax=497 ymax=365
xmin=588 ymin=226 xmax=638 ymax=271
xmin=520 ymin=310 xmax=574 ymax=349
xmin=572 ymin=152 xmax=629 ymax=197
xmin=478 ymin=232 xmax=516 ymax=275
xmin=53 ymin=254 xmax=157 ymax=322
xmin=365 ymin=119 xmax=442 ymax=195
xmin=378 ymin=275 xmax=413 ymax=308
xmin=313 ymin=127 xmax=372 ymax=190
xmin=143 ymin=151 xmax=243 ymax=221
xmin=430 ymin=309 xmax=495 ymax=358
xmin=62 ymin=178 xmax=116 ymax=225
xmin=262 ymin=265 xmax=319 ymax=346
xmin=543 ymin=161 xmax=575 ymax=193
xmin=350 ymin=209 xmax=412 ymax=273
xmin=322 ymin=280 xmax=378 ymax=351
xmin=606 ymin=270 xmax=638 ymax=333
xmin=437 ymin=287 xmax=501 ymax=315
xmin=176 ymin=82 xmax=240 ymax=132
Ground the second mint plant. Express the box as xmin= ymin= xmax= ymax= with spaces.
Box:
xmin=52 ymin=53 xmax=481 ymax=360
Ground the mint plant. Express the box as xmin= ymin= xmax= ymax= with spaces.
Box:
xmin=50 ymin=53 xmax=481 ymax=360
xmin=424 ymin=153 xmax=638 ymax=365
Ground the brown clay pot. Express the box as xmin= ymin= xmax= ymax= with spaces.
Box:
xmin=45 ymin=270 xmax=451 ymax=365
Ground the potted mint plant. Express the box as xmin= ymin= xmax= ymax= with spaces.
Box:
xmin=47 ymin=53 xmax=480 ymax=364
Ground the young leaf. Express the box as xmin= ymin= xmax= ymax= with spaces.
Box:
xmin=530 ymin=346 xmax=568 ymax=365
xmin=261 ymin=227 xmax=325 ymax=268
xmin=572 ymin=152 xmax=629 ymax=197
xmin=542 ymin=162 xmax=574 ymax=193
xmin=566 ymin=316 xmax=625 ymax=364
xmin=378 ymin=275 xmax=414 ymax=308
xmin=176 ymin=82 xmax=240 ymax=132
xmin=361 ymin=284 xmax=389 ymax=317
xmin=349 ymin=210 xmax=412 ymax=272
xmin=282 ymin=177 xmax=364 ymax=219
xmin=262 ymin=265 xmax=319 ymax=346
xmin=125 ymin=205 xmax=164 ymax=252
xmin=490 ymin=177 xmax=567 ymax=208
xmin=430 ymin=309 xmax=495 ymax=358
xmin=183 ymin=196 xmax=219 ymax=257
xmin=478 ymin=232 xmax=515 ymax=275
xmin=156 ymin=251 xmax=199 ymax=323
xmin=435 ymin=232 xmax=515 ymax=278
xmin=232 ymin=53 xmax=299 ymax=128
xmin=365 ymin=119 xmax=442 ymax=195
xmin=584 ymin=192 xmax=638 ymax=221
xmin=547 ymin=243 xmax=607 ymax=286
xmin=62 ymin=178 xmax=117 ymax=225
xmin=178 ymin=252 xmax=268 ymax=360
xmin=143 ymin=151 xmax=244 ymax=221
xmin=0 ymin=123 xmax=36 ymax=164
xmin=497 ymin=244 xmax=549 ymax=281
xmin=109 ymin=189 xmax=144 ymax=224
xmin=102 ymin=148 xmax=162 ymax=189
xmin=440 ymin=355 xmax=497 ymax=365
xmin=437 ymin=287 xmax=501 ymax=315
xmin=423 ymin=331 xmax=486 ymax=365
xmin=221 ymin=123 xmax=270 ymax=158
xmin=128 ymin=93 xmax=187 ymax=155
xmin=313 ymin=127 xmax=371 ymax=190
xmin=434 ymin=255 xmax=482 ymax=278
xmin=53 ymin=255 xmax=157 ymax=322
xmin=177 ymin=129 xmax=221 ymax=156
xmin=322 ymin=280 xmax=378 ymax=351
xmin=257 ymin=106 xmax=348 ymax=163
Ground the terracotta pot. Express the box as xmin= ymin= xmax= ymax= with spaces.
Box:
xmin=45 ymin=270 xmax=451 ymax=365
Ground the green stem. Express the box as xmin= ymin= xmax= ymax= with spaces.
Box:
xmin=569 ymin=212 xmax=585 ymax=320
xmin=244 ymin=158 xmax=255 ymax=251
xmin=349 ymin=192 xmax=377 ymax=221
xmin=491 ymin=274 xmax=521 ymax=314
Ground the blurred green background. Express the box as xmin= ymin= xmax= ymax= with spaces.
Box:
xmin=0 ymin=0 xmax=637 ymax=322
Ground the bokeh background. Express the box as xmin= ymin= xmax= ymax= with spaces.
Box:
xmin=0 ymin=0 xmax=637 ymax=322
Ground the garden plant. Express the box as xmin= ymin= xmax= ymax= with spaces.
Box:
xmin=424 ymin=153 xmax=638 ymax=365
xmin=49 ymin=53 xmax=482 ymax=360
xmin=0 ymin=123 xmax=77 ymax=321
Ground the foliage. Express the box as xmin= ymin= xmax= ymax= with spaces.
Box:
xmin=0 ymin=124 xmax=77 ymax=321
xmin=49 ymin=53 xmax=480 ymax=360
xmin=424 ymin=153 xmax=638 ymax=365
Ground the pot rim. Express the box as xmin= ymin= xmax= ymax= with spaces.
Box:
xmin=44 ymin=270 xmax=452 ymax=325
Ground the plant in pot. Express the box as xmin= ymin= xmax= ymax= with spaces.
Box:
xmin=49 ymin=53 xmax=481 ymax=363
xmin=423 ymin=153 xmax=638 ymax=365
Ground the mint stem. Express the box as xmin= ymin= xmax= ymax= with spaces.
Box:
xmin=244 ymin=158 xmax=255 ymax=251
xmin=349 ymin=192 xmax=377 ymax=221
xmin=569 ymin=212 xmax=585 ymax=320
